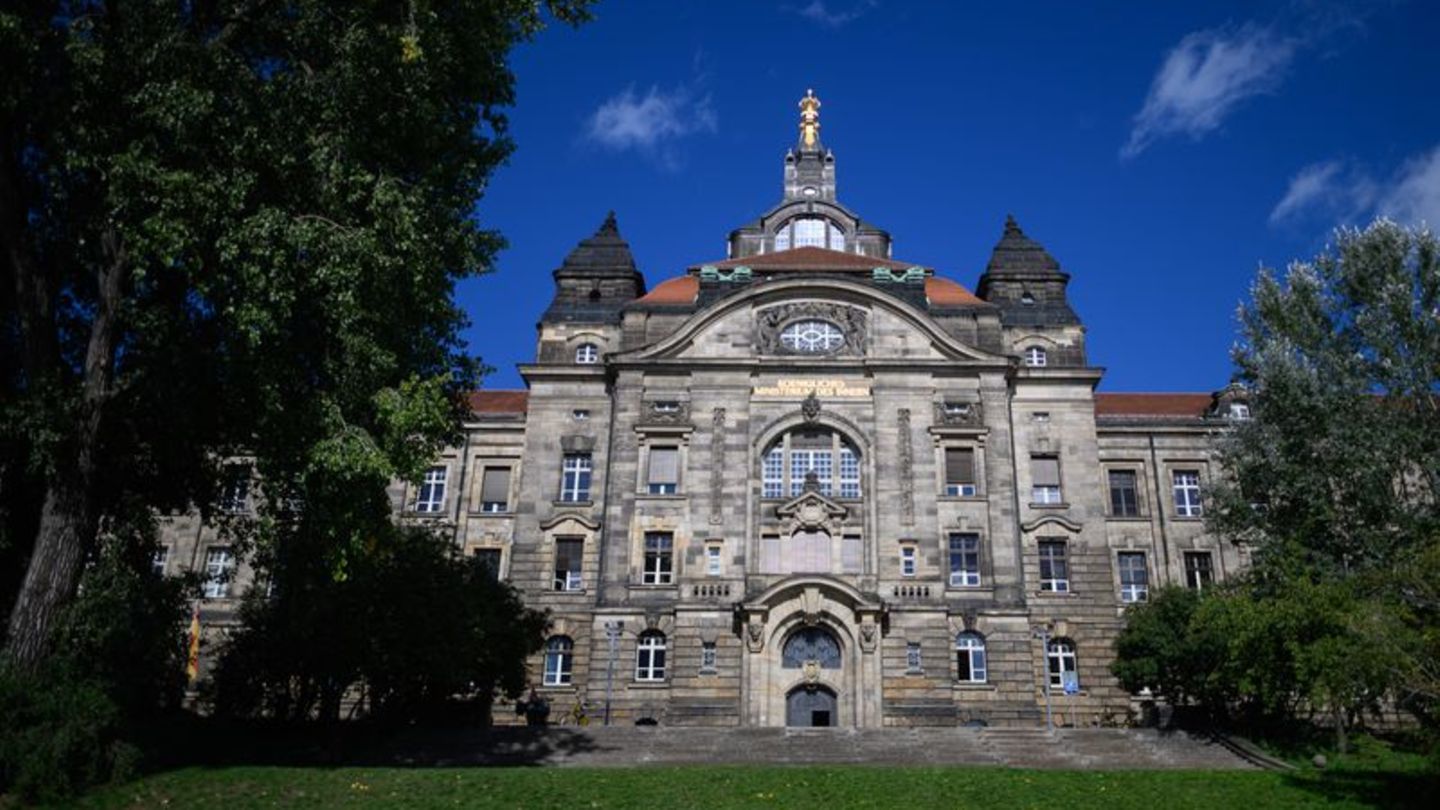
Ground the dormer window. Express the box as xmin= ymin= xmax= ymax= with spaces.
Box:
xmin=1020 ymin=291 xmax=1036 ymax=306
xmin=1024 ymin=346 xmax=1047 ymax=367
xmin=774 ymin=216 xmax=845 ymax=251
xmin=1228 ymin=402 xmax=1251 ymax=420
xmin=942 ymin=402 xmax=972 ymax=418
xmin=575 ymin=343 xmax=599 ymax=364
xmin=652 ymin=401 xmax=681 ymax=414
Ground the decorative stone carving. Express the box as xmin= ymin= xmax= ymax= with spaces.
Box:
xmin=746 ymin=620 xmax=765 ymax=652
xmin=898 ymin=408 xmax=914 ymax=525
xmin=803 ymin=660 xmax=821 ymax=685
xmin=640 ymin=399 xmax=690 ymax=426
xmin=801 ymin=391 xmax=822 ymax=422
xmin=755 ymin=302 xmax=868 ymax=357
xmin=775 ymin=490 xmax=848 ymax=536
xmin=860 ymin=622 xmax=877 ymax=652
xmin=934 ymin=400 xmax=984 ymax=427
xmin=709 ymin=408 xmax=726 ymax=525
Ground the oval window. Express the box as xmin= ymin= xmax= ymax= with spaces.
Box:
xmin=780 ymin=320 xmax=845 ymax=353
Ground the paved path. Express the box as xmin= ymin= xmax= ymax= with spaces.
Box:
xmin=374 ymin=725 xmax=1254 ymax=770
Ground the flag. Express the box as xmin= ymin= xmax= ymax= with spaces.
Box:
xmin=185 ymin=602 xmax=201 ymax=682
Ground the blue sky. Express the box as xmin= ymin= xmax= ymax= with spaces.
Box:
xmin=461 ymin=0 xmax=1439 ymax=392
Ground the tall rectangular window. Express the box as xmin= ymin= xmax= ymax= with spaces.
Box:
xmin=1118 ymin=551 xmax=1148 ymax=603
xmin=706 ymin=543 xmax=723 ymax=576
xmin=944 ymin=448 xmax=977 ymax=496
xmin=906 ymin=642 xmax=923 ymax=673
xmin=559 ymin=453 xmax=592 ymax=502
xmin=1184 ymin=551 xmax=1213 ymax=591
xmin=413 ymin=465 xmax=448 ymax=513
xmin=647 ymin=446 xmax=679 ymax=494
xmin=947 ymin=533 xmax=981 ymax=587
xmin=1038 ymin=539 xmax=1069 ymax=593
xmin=1108 ymin=469 xmax=1140 ymax=517
xmin=220 ymin=465 xmax=252 ymax=513
xmin=1173 ymin=470 xmax=1203 ymax=517
xmin=899 ymin=545 xmax=917 ymax=577
xmin=838 ymin=446 xmax=860 ymax=499
xmin=473 ymin=548 xmax=502 ymax=581
xmin=762 ymin=447 xmax=784 ymax=498
xmin=554 ymin=538 xmax=584 ymax=591
xmin=151 ymin=546 xmax=170 ymax=577
xmin=479 ymin=466 xmax=511 ymax=513
xmin=700 ymin=641 xmax=717 ymax=673
xmin=789 ymin=449 xmax=833 ymax=497
xmin=203 ymin=546 xmax=234 ymax=599
xmin=1031 ymin=456 xmax=1062 ymax=504
xmin=642 ymin=532 xmax=674 ymax=585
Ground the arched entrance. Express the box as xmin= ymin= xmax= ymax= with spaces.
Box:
xmin=787 ymin=685 xmax=838 ymax=727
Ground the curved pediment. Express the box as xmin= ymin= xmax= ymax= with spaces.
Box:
xmin=612 ymin=278 xmax=1008 ymax=366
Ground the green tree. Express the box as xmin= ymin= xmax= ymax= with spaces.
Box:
xmin=1208 ymin=219 xmax=1439 ymax=741
xmin=210 ymin=525 xmax=547 ymax=725
xmin=0 ymin=0 xmax=590 ymax=670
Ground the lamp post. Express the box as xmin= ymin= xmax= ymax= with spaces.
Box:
xmin=603 ymin=620 xmax=623 ymax=726
xmin=1031 ymin=622 xmax=1053 ymax=733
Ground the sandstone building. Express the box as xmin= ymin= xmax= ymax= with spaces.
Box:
xmin=163 ymin=92 xmax=1249 ymax=728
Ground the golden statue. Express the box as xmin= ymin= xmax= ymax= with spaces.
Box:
xmin=799 ymin=89 xmax=821 ymax=147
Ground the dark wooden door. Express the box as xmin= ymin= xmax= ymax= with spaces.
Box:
xmin=786 ymin=686 xmax=838 ymax=727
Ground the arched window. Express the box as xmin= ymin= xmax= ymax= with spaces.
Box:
xmin=955 ymin=632 xmax=987 ymax=683
xmin=761 ymin=428 xmax=861 ymax=499
xmin=782 ymin=627 xmax=842 ymax=669
xmin=1047 ymin=637 xmax=1077 ymax=689
xmin=543 ymin=636 xmax=573 ymax=686
xmin=774 ymin=216 xmax=845 ymax=251
xmin=635 ymin=631 xmax=667 ymax=681
xmin=575 ymin=343 xmax=599 ymax=364
xmin=1024 ymin=346 xmax=1047 ymax=367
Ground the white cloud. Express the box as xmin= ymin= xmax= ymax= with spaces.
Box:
xmin=1378 ymin=147 xmax=1440 ymax=229
xmin=1268 ymin=146 xmax=1440 ymax=230
xmin=1123 ymin=24 xmax=1297 ymax=159
xmin=787 ymin=0 xmax=876 ymax=28
xmin=584 ymin=85 xmax=717 ymax=169
xmin=1269 ymin=161 xmax=1378 ymax=225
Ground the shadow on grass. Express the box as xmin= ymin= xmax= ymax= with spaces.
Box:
xmin=1279 ymin=769 xmax=1440 ymax=810
xmin=140 ymin=717 xmax=613 ymax=773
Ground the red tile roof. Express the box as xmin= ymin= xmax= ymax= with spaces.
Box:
xmin=925 ymin=277 xmax=986 ymax=307
xmin=466 ymin=390 xmax=529 ymax=414
xmin=692 ymin=246 xmax=926 ymax=272
xmin=1094 ymin=393 xmax=1211 ymax=417
xmin=634 ymin=274 xmax=700 ymax=305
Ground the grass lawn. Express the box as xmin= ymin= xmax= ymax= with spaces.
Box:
xmin=52 ymin=762 xmax=1435 ymax=810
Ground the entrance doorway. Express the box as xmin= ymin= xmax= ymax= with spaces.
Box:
xmin=786 ymin=686 xmax=838 ymax=727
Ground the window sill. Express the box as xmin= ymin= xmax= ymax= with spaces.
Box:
xmin=630 ymin=680 xmax=670 ymax=689
xmin=538 ymin=684 xmax=576 ymax=693
xmin=636 ymin=493 xmax=688 ymax=501
xmin=1028 ymin=502 xmax=1070 ymax=510
xmin=954 ymin=682 xmax=996 ymax=692
xmin=1035 ymin=589 xmax=1076 ymax=597
xmin=630 ymin=584 xmax=680 ymax=592
xmin=550 ymin=589 xmax=590 ymax=596
xmin=1105 ymin=515 xmax=1148 ymax=522
xmin=472 ymin=510 xmax=514 ymax=517
xmin=552 ymin=500 xmax=594 ymax=508
xmin=938 ymin=495 xmax=986 ymax=503
xmin=1171 ymin=515 xmax=1204 ymax=522
xmin=945 ymin=586 xmax=992 ymax=595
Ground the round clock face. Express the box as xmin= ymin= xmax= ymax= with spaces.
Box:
xmin=780 ymin=320 xmax=845 ymax=353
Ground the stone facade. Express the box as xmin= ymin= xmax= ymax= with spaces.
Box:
xmin=160 ymin=94 xmax=1249 ymax=729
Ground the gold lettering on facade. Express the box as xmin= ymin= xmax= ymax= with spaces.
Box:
xmin=752 ymin=378 xmax=871 ymax=397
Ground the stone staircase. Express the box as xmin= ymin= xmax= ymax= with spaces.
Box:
xmin=376 ymin=725 xmax=1254 ymax=770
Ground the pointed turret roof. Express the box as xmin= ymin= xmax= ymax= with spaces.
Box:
xmin=542 ymin=212 xmax=646 ymax=324
xmin=984 ymin=215 xmax=1064 ymax=277
xmin=554 ymin=211 xmax=639 ymax=277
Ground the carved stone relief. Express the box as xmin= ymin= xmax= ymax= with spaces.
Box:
xmin=934 ymin=400 xmax=984 ymax=427
xmin=898 ymin=408 xmax=914 ymax=525
xmin=709 ymin=408 xmax=726 ymax=525
xmin=639 ymin=399 xmax=691 ymax=426
xmin=755 ymin=302 xmax=868 ymax=357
